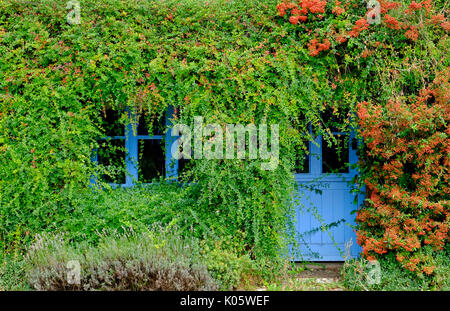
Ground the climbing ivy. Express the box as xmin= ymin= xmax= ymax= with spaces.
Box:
xmin=0 ymin=0 xmax=448 ymax=264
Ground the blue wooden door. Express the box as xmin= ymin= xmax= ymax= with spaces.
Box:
xmin=294 ymin=129 xmax=362 ymax=261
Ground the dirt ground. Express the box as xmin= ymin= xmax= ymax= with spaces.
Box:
xmin=256 ymin=262 xmax=346 ymax=291
xmin=296 ymin=262 xmax=343 ymax=279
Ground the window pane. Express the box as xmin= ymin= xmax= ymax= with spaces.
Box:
xmin=291 ymin=111 xmax=309 ymax=174
xmin=138 ymin=139 xmax=165 ymax=182
xmin=138 ymin=113 xmax=165 ymax=136
xmin=97 ymin=139 xmax=126 ymax=184
xmin=321 ymin=108 xmax=349 ymax=133
xmin=178 ymin=158 xmax=191 ymax=176
xmin=295 ymin=140 xmax=310 ymax=173
xmin=322 ymin=135 xmax=349 ymax=173
xmin=101 ymin=109 xmax=124 ymax=137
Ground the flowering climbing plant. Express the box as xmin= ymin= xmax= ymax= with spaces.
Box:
xmin=356 ymin=70 xmax=449 ymax=275
xmin=0 ymin=0 xmax=448 ymax=275
xmin=276 ymin=0 xmax=449 ymax=276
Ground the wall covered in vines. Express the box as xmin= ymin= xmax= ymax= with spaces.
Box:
xmin=356 ymin=71 xmax=449 ymax=275
xmin=274 ymin=0 xmax=449 ymax=275
xmin=0 ymin=0 xmax=448 ymax=267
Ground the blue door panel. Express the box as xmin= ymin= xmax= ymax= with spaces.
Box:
xmin=294 ymin=130 xmax=363 ymax=261
xmin=295 ymin=183 xmax=361 ymax=261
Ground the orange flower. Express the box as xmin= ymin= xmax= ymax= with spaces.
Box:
xmin=289 ymin=15 xmax=300 ymax=24
xmin=384 ymin=15 xmax=401 ymax=30
xmin=423 ymin=266 xmax=435 ymax=275
xmin=408 ymin=1 xmax=422 ymax=12
xmin=405 ymin=26 xmax=419 ymax=41
xmin=349 ymin=18 xmax=369 ymax=37
xmin=441 ymin=21 xmax=450 ymax=31
xmin=361 ymin=49 xmax=370 ymax=58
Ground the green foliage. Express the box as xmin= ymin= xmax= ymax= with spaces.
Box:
xmin=341 ymin=247 xmax=450 ymax=291
xmin=24 ymin=230 xmax=218 ymax=290
xmin=0 ymin=0 xmax=322 ymax=260
xmin=0 ymin=252 xmax=30 ymax=290
xmin=201 ymin=240 xmax=254 ymax=290
xmin=58 ymin=183 xmax=193 ymax=244
xmin=1 ymin=0 xmax=448 ymax=281
xmin=186 ymin=159 xmax=298 ymax=259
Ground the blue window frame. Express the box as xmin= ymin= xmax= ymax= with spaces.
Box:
xmin=294 ymin=121 xmax=358 ymax=181
xmin=92 ymin=106 xmax=179 ymax=187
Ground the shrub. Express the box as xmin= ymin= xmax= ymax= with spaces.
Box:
xmin=341 ymin=246 xmax=450 ymax=291
xmin=355 ymin=70 xmax=449 ymax=276
xmin=201 ymin=240 xmax=254 ymax=290
xmin=0 ymin=252 xmax=30 ymax=291
xmin=24 ymin=230 xmax=217 ymax=291
xmin=0 ymin=0 xmax=310 ymax=260
xmin=57 ymin=183 xmax=195 ymax=245
xmin=1 ymin=0 xmax=448 ymax=277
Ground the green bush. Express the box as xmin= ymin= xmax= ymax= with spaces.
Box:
xmin=341 ymin=247 xmax=450 ymax=291
xmin=0 ymin=253 xmax=30 ymax=291
xmin=1 ymin=0 xmax=448 ymax=282
xmin=20 ymin=185 xmax=288 ymax=290
xmin=57 ymin=183 xmax=195 ymax=244
xmin=201 ymin=241 xmax=254 ymax=290
xmin=24 ymin=230 xmax=218 ymax=291
xmin=0 ymin=0 xmax=306 ymax=260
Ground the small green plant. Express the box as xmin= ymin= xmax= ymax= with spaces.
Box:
xmin=24 ymin=230 xmax=218 ymax=291
xmin=341 ymin=248 xmax=450 ymax=291
xmin=0 ymin=252 xmax=30 ymax=291
xmin=58 ymin=183 xmax=193 ymax=245
xmin=201 ymin=241 xmax=254 ymax=290
xmin=0 ymin=0 xmax=447 ymax=291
